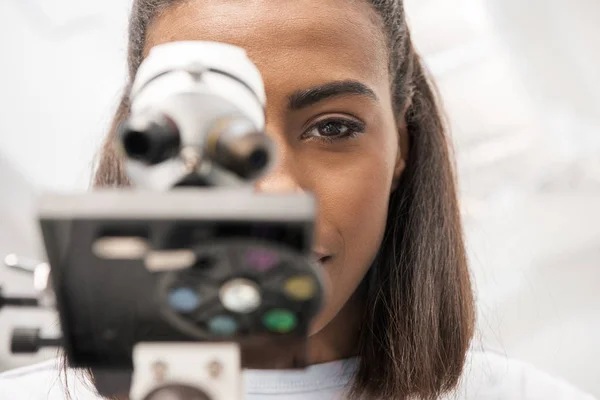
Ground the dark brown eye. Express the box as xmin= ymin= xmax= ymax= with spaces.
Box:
xmin=319 ymin=121 xmax=349 ymax=136
xmin=303 ymin=118 xmax=365 ymax=142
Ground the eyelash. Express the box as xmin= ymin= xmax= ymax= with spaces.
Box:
xmin=302 ymin=117 xmax=366 ymax=143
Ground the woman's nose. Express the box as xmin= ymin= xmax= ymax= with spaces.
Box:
xmin=254 ymin=153 xmax=304 ymax=194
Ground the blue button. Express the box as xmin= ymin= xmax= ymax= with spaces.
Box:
xmin=208 ymin=315 xmax=239 ymax=336
xmin=168 ymin=287 xmax=201 ymax=313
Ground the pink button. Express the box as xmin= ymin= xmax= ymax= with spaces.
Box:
xmin=245 ymin=250 xmax=279 ymax=272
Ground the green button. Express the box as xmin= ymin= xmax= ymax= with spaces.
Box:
xmin=262 ymin=309 xmax=297 ymax=333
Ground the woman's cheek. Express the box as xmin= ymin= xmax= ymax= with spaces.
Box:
xmin=343 ymin=158 xmax=389 ymax=232
xmin=317 ymin=150 xmax=392 ymax=255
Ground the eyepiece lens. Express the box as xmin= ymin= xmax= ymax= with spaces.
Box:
xmin=123 ymin=131 xmax=150 ymax=159
xmin=248 ymin=148 xmax=268 ymax=172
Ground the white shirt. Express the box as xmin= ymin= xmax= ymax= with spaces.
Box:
xmin=0 ymin=350 xmax=596 ymax=400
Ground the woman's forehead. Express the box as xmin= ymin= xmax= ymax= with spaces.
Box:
xmin=144 ymin=0 xmax=390 ymax=93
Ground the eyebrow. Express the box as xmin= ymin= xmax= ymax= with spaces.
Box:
xmin=288 ymin=80 xmax=378 ymax=111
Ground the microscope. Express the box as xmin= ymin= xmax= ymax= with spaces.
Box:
xmin=0 ymin=41 xmax=325 ymax=400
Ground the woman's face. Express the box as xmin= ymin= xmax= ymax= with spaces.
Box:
xmin=145 ymin=0 xmax=406 ymax=346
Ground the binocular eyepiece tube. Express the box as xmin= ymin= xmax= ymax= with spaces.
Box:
xmin=120 ymin=112 xmax=272 ymax=181
xmin=118 ymin=41 xmax=273 ymax=189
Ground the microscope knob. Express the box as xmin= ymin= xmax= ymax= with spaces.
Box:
xmin=11 ymin=328 xmax=41 ymax=354
xmin=11 ymin=328 xmax=62 ymax=354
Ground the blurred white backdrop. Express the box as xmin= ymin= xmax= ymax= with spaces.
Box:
xmin=0 ymin=0 xmax=598 ymax=396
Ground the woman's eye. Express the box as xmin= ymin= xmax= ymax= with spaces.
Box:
xmin=302 ymin=118 xmax=366 ymax=142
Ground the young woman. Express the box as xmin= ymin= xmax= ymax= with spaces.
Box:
xmin=0 ymin=0 xmax=595 ymax=399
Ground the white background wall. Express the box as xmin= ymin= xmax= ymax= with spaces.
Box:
xmin=0 ymin=0 xmax=130 ymax=190
xmin=0 ymin=0 xmax=598 ymax=396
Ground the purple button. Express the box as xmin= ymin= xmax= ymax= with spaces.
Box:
xmin=245 ymin=250 xmax=279 ymax=272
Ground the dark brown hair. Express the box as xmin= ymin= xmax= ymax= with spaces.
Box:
xmin=90 ymin=0 xmax=475 ymax=399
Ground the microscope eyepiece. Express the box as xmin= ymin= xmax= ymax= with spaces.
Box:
xmin=205 ymin=118 xmax=273 ymax=180
xmin=120 ymin=112 xmax=181 ymax=165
